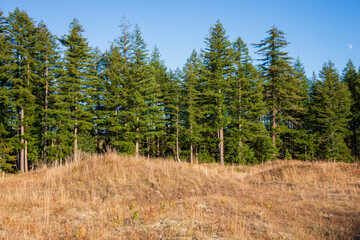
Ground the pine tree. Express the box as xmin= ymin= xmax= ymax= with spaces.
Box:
xmin=128 ymin=24 xmax=155 ymax=158
xmin=32 ymin=21 xmax=59 ymax=163
xmin=149 ymin=46 xmax=166 ymax=158
xmin=286 ymin=57 xmax=311 ymax=160
xmin=201 ymin=20 xmax=233 ymax=165
xmin=342 ymin=59 xmax=360 ymax=161
xmin=309 ymin=61 xmax=352 ymax=161
xmin=90 ymin=47 xmax=106 ymax=153
xmin=253 ymin=26 xmax=303 ymax=159
xmin=115 ymin=18 xmax=133 ymax=153
xmin=227 ymin=37 xmax=273 ymax=164
xmin=182 ymin=50 xmax=203 ymax=164
xmin=163 ymin=70 xmax=182 ymax=161
xmin=102 ymin=44 xmax=127 ymax=152
xmin=0 ymin=10 xmax=16 ymax=171
xmin=101 ymin=18 xmax=134 ymax=154
xmin=7 ymin=8 xmax=39 ymax=171
xmin=58 ymin=19 xmax=98 ymax=162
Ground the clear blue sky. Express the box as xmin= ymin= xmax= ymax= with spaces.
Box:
xmin=2 ymin=0 xmax=360 ymax=77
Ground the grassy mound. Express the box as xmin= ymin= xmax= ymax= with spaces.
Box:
xmin=0 ymin=153 xmax=359 ymax=239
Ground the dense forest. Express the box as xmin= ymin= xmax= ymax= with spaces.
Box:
xmin=0 ymin=8 xmax=359 ymax=173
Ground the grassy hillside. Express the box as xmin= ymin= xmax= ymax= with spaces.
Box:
xmin=0 ymin=153 xmax=359 ymax=239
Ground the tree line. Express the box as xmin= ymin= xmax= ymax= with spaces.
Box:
xmin=0 ymin=8 xmax=359 ymax=172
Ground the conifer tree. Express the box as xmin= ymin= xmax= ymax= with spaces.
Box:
xmin=149 ymin=46 xmax=166 ymax=158
xmin=101 ymin=19 xmax=134 ymax=154
xmin=58 ymin=19 xmax=98 ymax=162
xmin=90 ymin=47 xmax=106 ymax=152
xmin=7 ymin=8 xmax=38 ymax=171
xmin=309 ymin=61 xmax=352 ymax=161
xmin=228 ymin=37 xmax=273 ymax=164
xmin=33 ymin=21 xmax=59 ymax=163
xmin=128 ymin=24 xmax=155 ymax=158
xmin=182 ymin=50 xmax=203 ymax=164
xmin=286 ymin=57 xmax=311 ymax=160
xmin=115 ymin=18 xmax=133 ymax=153
xmin=0 ymin=10 xmax=16 ymax=171
xmin=254 ymin=26 xmax=303 ymax=159
xmin=102 ymin=44 xmax=127 ymax=151
xmin=163 ymin=70 xmax=182 ymax=161
xmin=342 ymin=59 xmax=360 ymax=161
xmin=201 ymin=20 xmax=233 ymax=165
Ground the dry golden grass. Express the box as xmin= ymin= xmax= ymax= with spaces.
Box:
xmin=0 ymin=153 xmax=359 ymax=239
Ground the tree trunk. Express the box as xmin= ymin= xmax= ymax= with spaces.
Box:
xmin=74 ymin=97 xmax=78 ymax=162
xmin=157 ymin=137 xmax=160 ymax=158
xmin=20 ymin=107 xmax=25 ymax=172
xmin=176 ymin=124 xmax=180 ymax=163
xmin=23 ymin=63 xmax=30 ymax=172
xmin=147 ymin=137 xmax=150 ymax=160
xmin=176 ymin=97 xmax=180 ymax=163
xmin=74 ymin=117 xmax=78 ymax=162
xmin=135 ymin=116 xmax=139 ymax=159
xmin=219 ymin=128 xmax=224 ymax=166
xmin=135 ymin=141 xmax=139 ymax=158
xmin=25 ymin=139 xmax=28 ymax=172
xmin=239 ymin=80 xmax=242 ymax=158
xmin=219 ymin=88 xmax=224 ymax=166
xmin=190 ymin=123 xmax=193 ymax=164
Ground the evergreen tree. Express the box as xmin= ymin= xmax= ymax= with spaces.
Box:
xmin=149 ymin=46 xmax=166 ymax=158
xmin=309 ymin=61 xmax=352 ymax=161
xmin=0 ymin=10 xmax=16 ymax=171
xmin=228 ymin=37 xmax=273 ymax=164
xmin=101 ymin=19 xmax=134 ymax=154
xmin=286 ymin=57 xmax=311 ymax=160
xmin=33 ymin=21 xmax=59 ymax=163
xmin=115 ymin=18 xmax=133 ymax=153
xmin=90 ymin=47 xmax=106 ymax=153
xmin=163 ymin=70 xmax=182 ymax=161
xmin=182 ymin=50 xmax=203 ymax=164
xmin=7 ymin=8 xmax=38 ymax=171
xmin=58 ymin=19 xmax=98 ymax=162
xmin=342 ymin=59 xmax=360 ymax=161
xmin=201 ymin=20 xmax=233 ymax=165
xmin=128 ymin=24 xmax=156 ymax=158
xmin=253 ymin=26 xmax=303 ymax=159
xmin=102 ymin=44 xmax=128 ymax=152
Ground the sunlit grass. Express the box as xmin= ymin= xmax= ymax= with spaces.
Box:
xmin=0 ymin=152 xmax=359 ymax=239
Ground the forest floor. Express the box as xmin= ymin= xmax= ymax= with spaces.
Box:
xmin=0 ymin=153 xmax=359 ymax=239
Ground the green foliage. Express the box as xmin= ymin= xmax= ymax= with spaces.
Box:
xmin=132 ymin=210 xmax=138 ymax=220
xmin=342 ymin=59 xmax=360 ymax=161
xmin=227 ymin=37 xmax=273 ymax=164
xmin=254 ymin=26 xmax=308 ymax=160
xmin=181 ymin=50 xmax=203 ymax=163
xmin=1 ymin=11 xmax=359 ymax=172
xmin=55 ymin=18 xmax=99 ymax=161
xmin=201 ymin=20 xmax=234 ymax=164
xmin=309 ymin=61 xmax=353 ymax=161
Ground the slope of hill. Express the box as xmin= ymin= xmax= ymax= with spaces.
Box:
xmin=0 ymin=153 xmax=359 ymax=239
